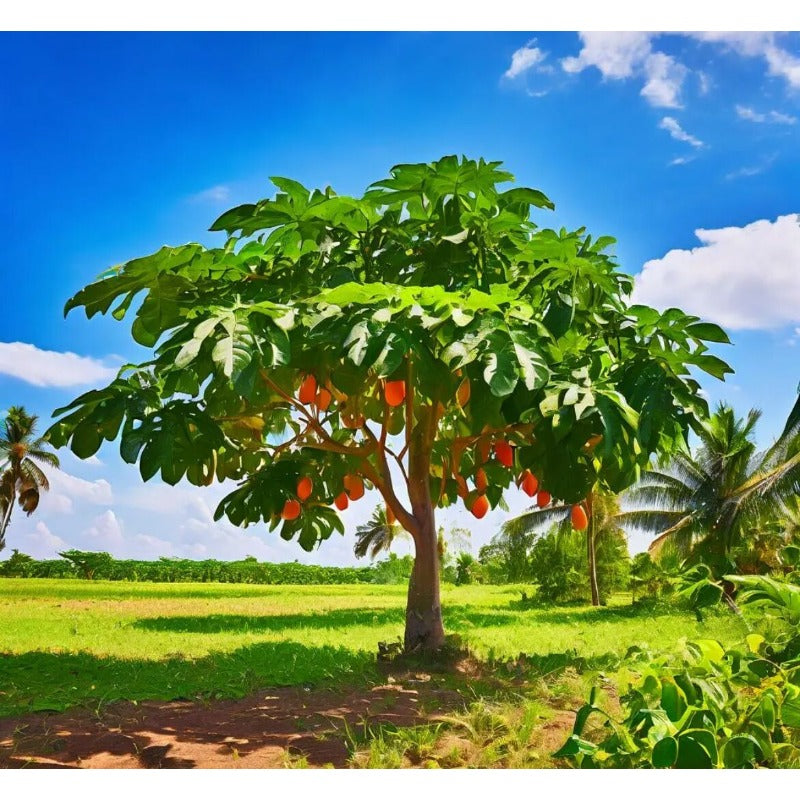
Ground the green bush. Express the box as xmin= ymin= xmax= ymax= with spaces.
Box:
xmin=528 ymin=527 xmax=629 ymax=604
xmin=556 ymin=573 xmax=800 ymax=768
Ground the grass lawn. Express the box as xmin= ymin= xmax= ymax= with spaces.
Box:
xmin=0 ymin=578 xmax=749 ymax=719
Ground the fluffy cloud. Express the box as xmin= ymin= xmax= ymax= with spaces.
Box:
xmin=45 ymin=470 xmax=113 ymax=511
xmin=560 ymin=32 xmax=686 ymax=108
xmin=689 ymin=32 xmax=800 ymax=89
xmin=504 ymin=43 xmax=547 ymax=79
xmin=632 ymin=214 xmax=800 ymax=330
xmin=0 ymin=342 xmax=117 ymax=387
xmin=659 ymin=116 xmax=704 ymax=148
xmin=552 ymin=32 xmax=800 ymax=115
xmin=84 ymin=509 xmax=124 ymax=548
xmin=561 ymin=32 xmax=652 ymax=79
xmin=640 ymin=52 xmax=688 ymax=108
xmin=17 ymin=521 xmax=68 ymax=559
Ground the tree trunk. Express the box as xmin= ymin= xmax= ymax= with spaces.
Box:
xmin=404 ymin=507 xmax=445 ymax=652
xmin=586 ymin=492 xmax=600 ymax=606
xmin=402 ymin=403 xmax=445 ymax=653
xmin=0 ymin=498 xmax=13 ymax=553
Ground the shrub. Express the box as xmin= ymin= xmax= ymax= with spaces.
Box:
xmin=528 ymin=527 xmax=629 ymax=604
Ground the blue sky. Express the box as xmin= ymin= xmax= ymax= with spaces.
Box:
xmin=1 ymin=31 xmax=799 ymax=565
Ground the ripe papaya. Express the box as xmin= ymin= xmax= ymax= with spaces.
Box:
xmin=334 ymin=492 xmax=349 ymax=511
xmin=296 ymin=477 xmax=313 ymax=501
xmin=520 ymin=470 xmax=538 ymax=497
xmin=536 ymin=490 xmax=551 ymax=508
xmin=571 ymin=504 xmax=589 ymax=531
xmin=475 ymin=468 xmax=488 ymax=493
xmin=343 ymin=474 xmax=365 ymax=501
xmin=384 ymin=380 xmax=406 ymax=407
xmin=470 ymin=494 xmax=490 ymax=519
xmin=494 ymin=441 xmax=514 ymax=468
xmin=298 ymin=374 xmax=317 ymax=405
xmin=281 ymin=499 xmax=301 ymax=520
xmin=315 ymin=388 xmax=332 ymax=411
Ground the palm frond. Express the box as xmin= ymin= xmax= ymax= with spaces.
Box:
xmin=19 ymin=459 xmax=50 ymax=491
xmin=614 ymin=509 xmax=692 ymax=535
xmin=501 ymin=504 xmax=570 ymax=538
xmin=27 ymin=448 xmax=60 ymax=469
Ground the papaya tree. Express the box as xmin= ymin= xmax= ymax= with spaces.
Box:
xmin=47 ymin=156 xmax=732 ymax=651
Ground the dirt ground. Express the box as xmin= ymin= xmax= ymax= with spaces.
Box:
xmin=0 ymin=683 xmax=467 ymax=769
xmin=0 ymin=679 xmax=577 ymax=769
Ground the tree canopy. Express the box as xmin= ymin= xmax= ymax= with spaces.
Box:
xmin=48 ymin=155 xmax=732 ymax=556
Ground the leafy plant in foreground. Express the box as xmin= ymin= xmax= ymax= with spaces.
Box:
xmin=556 ymin=572 xmax=800 ymax=768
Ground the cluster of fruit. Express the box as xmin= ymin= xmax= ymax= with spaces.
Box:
xmin=458 ymin=440 xmax=588 ymax=531
xmin=298 ymin=374 xmax=407 ymax=417
xmin=287 ymin=372 xmax=589 ymax=531
xmin=280 ymin=473 xmax=366 ymax=521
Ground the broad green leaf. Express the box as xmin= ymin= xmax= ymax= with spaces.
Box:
xmin=651 ymin=736 xmax=678 ymax=768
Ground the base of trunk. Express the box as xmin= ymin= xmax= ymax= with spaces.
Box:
xmin=404 ymin=605 xmax=446 ymax=653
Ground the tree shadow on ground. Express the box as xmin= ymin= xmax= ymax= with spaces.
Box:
xmin=129 ymin=602 xmax=680 ymax=637
xmin=448 ymin=603 xmax=685 ymax=627
xmin=131 ymin=607 xmax=403 ymax=634
xmin=0 ymin=640 xmax=378 ymax=720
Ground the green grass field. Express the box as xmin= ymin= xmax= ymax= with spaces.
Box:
xmin=0 ymin=578 xmax=749 ymax=719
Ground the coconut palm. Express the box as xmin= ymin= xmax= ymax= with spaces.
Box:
xmin=0 ymin=406 xmax=60 ymax=552
xmin=503 ymin=488 xmax=624 ymax=605
xmin=617 ymin=402 xmax=800 ymax=575
xmin=353 ymin=505 xmax=406 ymax=560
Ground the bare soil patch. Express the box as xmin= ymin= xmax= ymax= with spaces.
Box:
xmin=0 ymin=683 xmax=465 ymax=769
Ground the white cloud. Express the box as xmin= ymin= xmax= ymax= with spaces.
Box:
xmin=85 ymin=509 xmax=124 ymax=548
xmin=16 ymin=522 xmax=68 ymax=559
xmin=555 ymin=32 xmax=800 ymax=118
xmin=504 ymin=43 xmax=546 ymax=79
xmin=640 ymin=52 xmax=687 ymax=108
xmin=669 ymin=155 xmax=695 ymax=166
xmin=43 ymin=470 xmax=113 ymax=513
xmin=562 ymin=32 xmax=652 ymax=79
xmin=736 ymin=105 xmax=796 ymax=124
xmin=689 ymin=32 xmax=800 ymax=89
xmin=560 ymin=32 xmax=687 ymax=109
xmin=0 ymin=342 xmax=117 ymax=388
xmin=189 ymin=185 xmax=231 ymax=203
xmin=659 ymin=116 xmax=704 ymax=148
xmin=764 ymin=44 xmax=800 ymax=89
xmin=632 ymin=214 xmax=800 ymax=330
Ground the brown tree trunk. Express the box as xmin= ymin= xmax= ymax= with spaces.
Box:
xmin=587 ymin=492 xmax=600 ymax=606
xmin=404 ymin=510 xmax=445 ymax=652
xmin=402 ymin=403 xmax=446 ymax=652
xmin=0 ymin=498 xmax=13 ymax=553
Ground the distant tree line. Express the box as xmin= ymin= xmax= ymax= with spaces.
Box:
xmin=0 ymin=549 xmax=415 ymax=585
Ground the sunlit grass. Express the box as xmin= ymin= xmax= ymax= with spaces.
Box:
xmin=0 ymin=578 xmax=748 ymax=718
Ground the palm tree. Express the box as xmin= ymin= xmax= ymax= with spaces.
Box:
xmin=503 ymin=488 xmax=624 ymax=605
xmin=0 ymin=406 xmax=60 ymax=552
xmin=353 ymin=505 xmax=406 ymax=560
xmin=617 ymin=403 xmax=800 ymax=575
